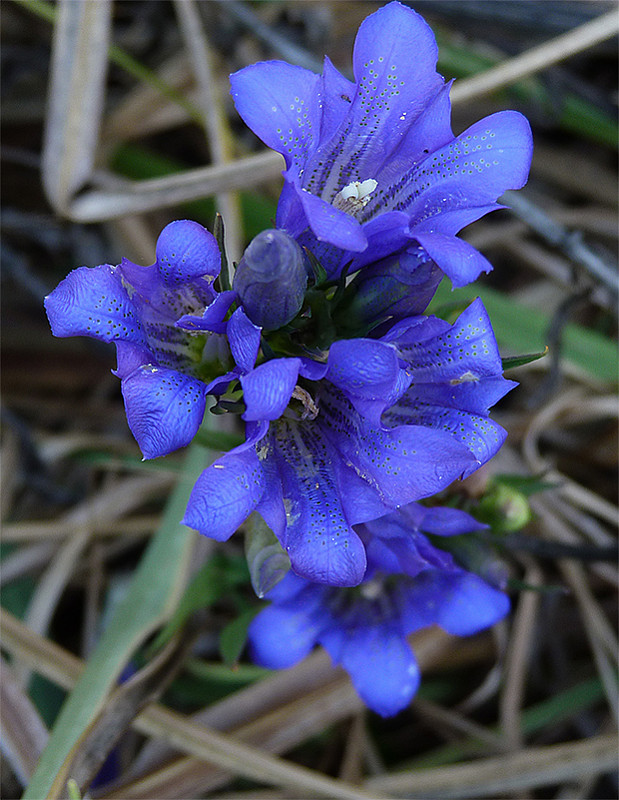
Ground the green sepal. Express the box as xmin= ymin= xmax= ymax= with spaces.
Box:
xmin=304 ymin=248 xmax=328 ymax=287
xmin=502 ymin=347 xmax=549 ymax=371
xmin=214 ymin=213 xmax=231 ymax=293
xmin=245 ymin=513 xmax=291 ymax=598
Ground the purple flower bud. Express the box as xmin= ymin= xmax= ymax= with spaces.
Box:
xmin=233 ymin=230 xmax=307 ymax=330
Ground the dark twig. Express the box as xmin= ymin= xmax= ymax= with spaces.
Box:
xmin=502 ymin=190 xmax=619 ymax=300
xmin=217 ymin=0 xmax=324 ymax=74
xmin=499 ymin=532 xmax=619 ymax=564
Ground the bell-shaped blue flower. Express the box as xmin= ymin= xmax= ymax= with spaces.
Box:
xmin=183 ymin=298 xmax=516 ymax=587
xmin=44 ymin=220 xmax=258 ymax=459
xmin=233 ymin=229 xmax=308 ymax=330
xmin=230 ymin=1 xmax=533 ymax=288
xmin=248 ymin=502 xmax=510 ymax=717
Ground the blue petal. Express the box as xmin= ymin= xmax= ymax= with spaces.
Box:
xmin=416 ymin=505 xmax=485 ymax=536
xmin=412 ymin=203 xmax=503 ymax=237
xmin=176 ymin=290 xmax=236 ymax=333
xmin=120 ymin=220 xmax=220 ymax=292
xmin=378 ymin=82 xmax=453 ymax=180
xmin=121 ymin=365 xmax=206 ymax=459
xmin=330 ymin=448 xmax=395 ymax=526
xmin=183 ymin=449 xmax=266 ymax=540
xmin=365 ymin=529 xmax=455 ymax=577
xmin=155 ymin=220 xmax=220 ymax=284
xmin=298 ymin=188 xmax=367 ymax=252
xmin=44 ymin=265 xmax=145 ymax=347
xmin=320 ymin=386 xmax=476 ymax=504
xmin=395 ymin=111 xmax=533 ymax=222
xmin=248 ymin=594 xmax=325 ymax=669
xmin=113 ymin=341 xmax=153 ymax=379
xmin=412 ymin=377 xmax=517 ymax=417
xmin=402 ymin=569 xmax=510 ymax=636
xmin=398 ymin=298 xmax=504 ymax=382
xmin=305 ymin=2 xmax=443 ymax=199
xmin=385 ymin=397 xmax=507 ymax=476
xmin=322 ymin=620 xmax=421 ymax=717
xmin=326 ymin=339 xmax=411 ymax=426
xmin=272 ymin=420 xmax=367 ymax=586
xmin=227 ymin=307 xmax=261 ymax=372
xmin=345 ymin=211 xmax=413 ymax=273
xmin=351 ymin=253 xmax=442 ymax=325
xmin=240 ymin=358 xmax=301 ymax=421
xmin=230 ymin=61 xmax=320 ymax=176
xmin=415 ymin=233 xmax=493 ymax=288
xmin=318 ymin=56 xmax=356 ymax=143
xmin=382 ymin=313 xmax=450 ymax=346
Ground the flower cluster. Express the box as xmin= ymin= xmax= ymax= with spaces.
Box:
xmin=45 ymin=2 xmax=532 ymax=716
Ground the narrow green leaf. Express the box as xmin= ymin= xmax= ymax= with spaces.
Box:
xmin=24 ymin=443 xmax=209 ymax=800
xmin=219 ymin=607 xmax=262 ymax=668
xmin=502 ymin=347 xmax=548 ymax=371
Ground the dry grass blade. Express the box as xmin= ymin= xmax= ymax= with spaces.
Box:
xmin=42 ymin=0 xmax=112 ymax=213
xmin=2 ymin=515 xmax=160 ymax=544
xmin=366 ymin=734 xmax=619 ymax=799
xmin=1 ymin=609 xmax=465 ymax=800
xmin=412 ymin=698 xmax=505 ymax=753
xmin=110 ymin=630 xmax=455 ymax=798
xmin=45 ymin=631 xmax=195 ymax=800
xmin=499 ymin=557 xmax=544 ymax=751
xmin=0 ymin=542 xmax=57 ymax=585
xmin=523 ymin=390 xmax=619 ymax=526
xmin=451 ymin=7 xmax=619 ymax=104
xmin=129 ymin=705 xmax=391 ymax=800
xmin=0 ymin=656 xmax=49 ymax=785
xmin=13 ymin=473 xmax=174 ymax=686
xmin=174 ymin=0 xmax=243 ymax=263
xmin=68 ymin=152 xmax=283 ymax=222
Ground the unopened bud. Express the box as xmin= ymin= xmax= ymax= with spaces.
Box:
xmin=233 ymin=230 xmax=307 ymax=330
xmin=477 ymin=484 xmax=531 ymax=532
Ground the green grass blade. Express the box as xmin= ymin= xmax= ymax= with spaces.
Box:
xmin=23 ymin=443 xmax=209 ymax=800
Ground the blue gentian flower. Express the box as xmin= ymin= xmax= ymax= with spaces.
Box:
xmin=184 ymin=297 xmax=516 ymax=586
xmin=44 ymin=219 xmax=259 ymax=459
xmin=230 ymin=1 xmax=533 ymax=287
xmin=248 ymin=502 xmax=510 ymax=717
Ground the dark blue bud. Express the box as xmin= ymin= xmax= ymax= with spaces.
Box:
xmin=233 ymin=230 xmax=307 ymax=330
xmin=337 ymin=250 xmax=441 ymax=333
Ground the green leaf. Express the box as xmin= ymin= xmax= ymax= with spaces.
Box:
xmin=219 ymin=607 xmax=262 ymax=668
xmin=502 ymin=347 xmax=548 ymax=371
xmin=66 ymin=779 xmax=82 ymax=800
xmin=24 ymin=443 xmax=209 ymax=800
